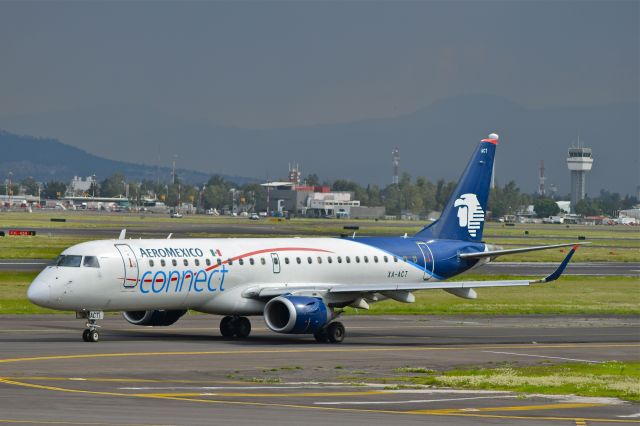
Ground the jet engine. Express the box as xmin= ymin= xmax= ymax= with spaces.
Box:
xmin=263 ymin=295 xmax=333 ymax=334
xmin=122 ymin=310 xmax=187 ymax=326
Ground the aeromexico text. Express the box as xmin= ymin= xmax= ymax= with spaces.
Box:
xmin=139 ymin=247 xmax=205 ymax=258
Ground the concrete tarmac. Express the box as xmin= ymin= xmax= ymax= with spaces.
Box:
xmin=1 ymin=314 xmax=638 ymax=425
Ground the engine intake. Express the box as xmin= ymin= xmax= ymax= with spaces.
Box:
xmin=264 ymin=295 xmax=332 ymax=334
xmin=122 ymin=310 xmax=187 ymax=326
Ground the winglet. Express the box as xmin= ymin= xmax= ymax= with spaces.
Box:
xmin=533 ymin=245 xmax=579 ymax=284
xmin=118 ymin=229 xmax=126 ymax=240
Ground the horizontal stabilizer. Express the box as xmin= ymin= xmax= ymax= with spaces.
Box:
xmin=459 ymin=242 xmax=589 ymax=260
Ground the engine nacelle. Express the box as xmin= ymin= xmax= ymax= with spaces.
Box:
xmin=122 ymin=310 xmax=187 ymax=326
xmin=264 ymin=295 xmax=332 ymax=334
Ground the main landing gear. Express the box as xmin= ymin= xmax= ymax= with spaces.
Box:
xmin=220 ymin=316 xmax=252 ymax=338
xmin=313 ymin=321 xmax=345 ymax=344
xmin=77 ymin=311 xmax=104 ymax=343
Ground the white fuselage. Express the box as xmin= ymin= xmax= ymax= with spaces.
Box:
xmin=29 ymin=237 xmax=431 ymax=315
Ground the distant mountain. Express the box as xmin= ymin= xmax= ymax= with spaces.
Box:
xmin=2 ymin=95 xmax=638 ymax=195
xmin=0 ymin=130 xmax=256 ymax=185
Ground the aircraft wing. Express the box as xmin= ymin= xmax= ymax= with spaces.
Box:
xmin=247 ymin=245 xmax=579 ymax=299
xmin=459 ymin=242 xmax=589 ymax=260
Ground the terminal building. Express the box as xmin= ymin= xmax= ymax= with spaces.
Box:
xmin=261 ymin=165 xmax=385 ymax=219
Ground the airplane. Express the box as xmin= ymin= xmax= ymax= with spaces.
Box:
xmin=27 ymin=133 xmax=586 ymax=343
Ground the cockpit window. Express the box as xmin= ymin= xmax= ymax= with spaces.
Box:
xmin=83 ymin=256 xmax=100 ymax=268
xmin=56 ymin=255 xmax=82 ymax=267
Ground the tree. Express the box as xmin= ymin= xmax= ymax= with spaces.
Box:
xmin=21 ymin=177 xmax=39 ymax=195
xmin=575 ymin=198 xmax=603 ymax=216
xmin=534 ymin=198 xmax=560 ymax=218
xmin=42 ymin=181 xmax=67 ymax=199
xmin=100 ymin=173 xmax=127 ymax=197
xmin=305 ymin=173 xmax=320 ymax=187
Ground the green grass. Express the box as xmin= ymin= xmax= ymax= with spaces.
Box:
xmin=387 ymin=361 xmax=640 ymax=401
xmin=0 ymin=211 xmax=638 ymax=261
xmin=2 ymin=272 xmax=638 ymax=315
xmin=348 ymin=275 xmax=640 ymax=315
xmin=0 ymin=271 xmax=64 ymax=314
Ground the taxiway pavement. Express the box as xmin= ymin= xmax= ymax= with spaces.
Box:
xmin=0 ymin=314 xmax=638 ymax=425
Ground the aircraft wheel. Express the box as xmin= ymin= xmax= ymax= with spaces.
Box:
xmin=87 ymin=330 xmax=99 ymax=343
xmin=234 ymin=317 xmax=251 ymax=338
xmin=313 ymin=329 xmax=329 ymax=343
xmin=82 ymin=329 xmax=91 ymax=342
xmin=327 ymin=322 xmax=345 ymax=344
xmin=220 ymin=316 xmax=235 ymax=338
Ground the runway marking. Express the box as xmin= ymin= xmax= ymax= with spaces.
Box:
xmin=134 ymin=390 xmax=388 ymax=398
xmin=483 ymin=350 xmax=604 ymax=363
xmin=314 ymin=395 xmax=519 ymax=405
xmin=415 ymin=402 xmax=606 ymax=414
xmin=619 ymin=414 xmax=640 ymax=418
xmin=2 ymin=376 xmax=248 ymax=385
xmin=1 ymin=376 xmax=639 ymax=423
xmin=1 ymin=343 xmax=638 ymax=364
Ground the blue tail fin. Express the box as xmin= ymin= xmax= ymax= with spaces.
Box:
xmin=416 ymin=133 xmax=498 ymax=242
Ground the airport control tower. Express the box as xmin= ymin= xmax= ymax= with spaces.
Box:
xmin=567 ymin=144 xmax=593 ymax=212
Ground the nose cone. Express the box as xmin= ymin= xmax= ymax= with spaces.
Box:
xmin=27 ymin=278 xmax=50 ymax=307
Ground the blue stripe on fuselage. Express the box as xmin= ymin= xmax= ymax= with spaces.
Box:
xmin=347 ymin=236 xmax=486 ymax=280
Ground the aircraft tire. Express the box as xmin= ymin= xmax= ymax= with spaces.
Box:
xmin=313 ymin=329 xmax=329 ymax=343
xmin=327 ymin=322 xmax=345 ymax=344
xmin=220 ymin=316 xmax=235 ymax=338
xmin=88 ymin=330 xmax=99 ymax=343
xmin=82 ymin=329 xmax=90 ymax=342
xmin=234 ymin=317 xmax=251 ymax=338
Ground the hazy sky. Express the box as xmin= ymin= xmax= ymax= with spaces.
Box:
xmin=1 ymin=1 xmax=637 ymax=128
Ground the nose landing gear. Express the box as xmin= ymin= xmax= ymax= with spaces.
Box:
xmin=77 ymin=311 xmax=103 ymax=343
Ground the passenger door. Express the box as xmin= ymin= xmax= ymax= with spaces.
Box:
xmin=115 ymin=244 xmax=139 ymax=287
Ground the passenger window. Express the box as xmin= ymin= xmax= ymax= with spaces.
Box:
xmin=261 ymin=258 xmax=266 ymax=265
xmin=228 ymin=258 xmax=233 ymax=266
xmin=205 ymin=259 xmax=211 ymax=266
xmin=317 ymin=256 xmax=322 ymax=264
xmin=160 ymin=259 xmax=166 ymax=267
xmin=217 ymin=258 xmax=222 ymax=266
xmin=183 ymin=259 xmax=189 ymax=266
xmin=364 ymin=256 xmax=369 ymax=263
xmin=285 ymin=257 xmax=290 ymax=264
xmin=195 ymin=259 xmax=200 ymax=266
xmin=172 ymin=259 xmax=177 ymax=267
xmin=273 ymin=257 xmax=279 ymax=265
xmin=373 ymin=256 xmax=378 ymax=263
xmin=250 ymin=258 xmax=255 ymax=265
xmin=82 ymin=256 xmax=100 ymax=268
xmin=384 ymin=256 xmax=389 ymax=263
xmin=412 ymin=256 xmax=418 ymax=263
xmin=355 ymin=256 xmax=360 ymax=263
xmin=307 ymin=257 xmax=312 ymax=264
xmin=296 ymin=257 xmax=301 ymax=264
xmin=327 ymin=256 xmax=332 ymax=264
xmin=403 ymin=256 xmax=408 ymax=262
xmin=393 ymin=256 xmax=398 ymax=262
xmin=239 ymin=258 xmax=244 ymax=265
xmin=346 ymin=256 xmax=351 ymax=263
xmin=149 ymin=259 xmax=154 ymax=267
xmin=337 ymin=256 xmax=342 ymax=263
